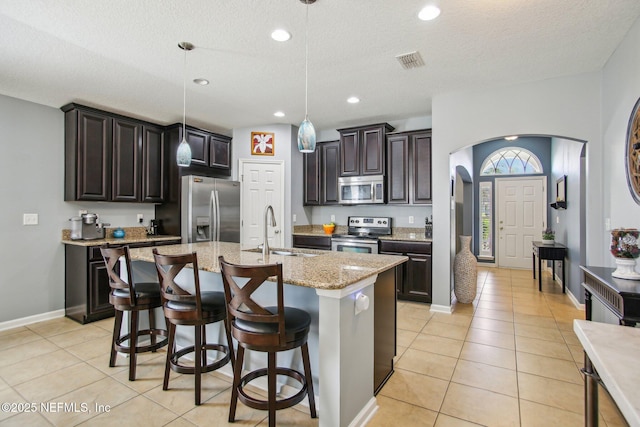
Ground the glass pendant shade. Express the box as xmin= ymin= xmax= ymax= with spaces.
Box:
xmin=176 ymin=136 xmax=192 ymax=167
xmin=297 ymin=118 xmax=316 ymax=153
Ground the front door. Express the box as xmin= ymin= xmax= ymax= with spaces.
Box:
xmin=496 ymin=177 xmax=546 ymax=269
xmin=239 ymin=160 xmax=284 ymax=250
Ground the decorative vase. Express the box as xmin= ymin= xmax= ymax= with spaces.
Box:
xmin=610 ymin=228 xmax=640 ymax=280
xmin=541 ymin=238 xmax=555 ymax=245
xmin=454 ymin=235 xmax=477 ymax=304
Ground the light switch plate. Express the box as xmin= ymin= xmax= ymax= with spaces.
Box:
xmin=331 ymin=215 xmax=335 ymax=222
xmin=23 ymin=213 xmax=38 ymax=225
xmin=409 ymin=216 xmax=414 ymax=224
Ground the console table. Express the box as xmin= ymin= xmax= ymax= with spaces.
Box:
xmin=574 ymin=320 xmax=640 ymax=427
xmin=532 ymin=241 xmax=567 ymax=292
xmin=581 ymin=265 xmax=640 ymax=327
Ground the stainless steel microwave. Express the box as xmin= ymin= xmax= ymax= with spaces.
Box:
xmin=338 ymin=175 xmax=385 ymax=204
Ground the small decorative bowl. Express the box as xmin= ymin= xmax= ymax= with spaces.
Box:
xmin=322 ymin=224 xmax=335 ymax=235
xmin=113 ymin=228 xmax=125 ymax=239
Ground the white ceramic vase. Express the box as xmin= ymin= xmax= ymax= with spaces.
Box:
xmin=454 ymin=235 xmax=477 ymax=304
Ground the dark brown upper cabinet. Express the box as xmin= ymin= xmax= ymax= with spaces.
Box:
xmin=63 ymin=103 xmax=166 ymax=203
xmin=387 ymin=129 xmax=432 ymax=205
xmin=164 ymin=124 xmax=232 ymax=179
xmin=209 ymin=135 xmax=231 ymax=169
xmin=303 ymin=140 xmax=340 ymax=206
xmin=338 ymin=123 xmax=394 ymax=177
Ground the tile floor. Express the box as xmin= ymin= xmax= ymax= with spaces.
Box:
xmin=0 ymin=266 xmax=629 ymax=426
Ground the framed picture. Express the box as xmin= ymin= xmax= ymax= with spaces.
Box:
xmin=251 ymin=132 xmax=275 ymax=156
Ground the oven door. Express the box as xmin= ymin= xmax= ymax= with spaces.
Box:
xmin=331 ymin=238 xmax=378 ymax=254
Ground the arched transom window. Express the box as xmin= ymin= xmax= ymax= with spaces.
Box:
xmin=480 ymin=147 xmax=543 ymax=175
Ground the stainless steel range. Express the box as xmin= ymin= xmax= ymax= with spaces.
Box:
xmin=331 ymin=216 xmax=392 ymax=254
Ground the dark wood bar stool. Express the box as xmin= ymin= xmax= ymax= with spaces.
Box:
xmin=218 ymin=256 xmax=316 ymax=427
xmin=153 ymin=249 xmax=234 ymax=405
xmin=100 ymin=246 xmax=168 ymax=381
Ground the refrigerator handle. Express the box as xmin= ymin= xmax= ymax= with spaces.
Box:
xmin=210 ymin=190 xmax=216 ymax=241
xmin=215 ymin=190 xmax=221 ymax=241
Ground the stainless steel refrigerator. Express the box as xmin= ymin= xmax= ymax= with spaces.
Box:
xmin=181 ymin=175 xmax=240 ymax=243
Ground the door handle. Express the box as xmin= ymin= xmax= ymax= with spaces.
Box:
xmin=274 ymin=229 xmax=280 ymax=234
xmin=500 ymin=227 xmax=504 ymax=230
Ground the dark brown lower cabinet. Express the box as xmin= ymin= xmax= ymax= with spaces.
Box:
xmin=379 ymin=240 xmax=432 ymax=303
xmin=65 ymin=239 xmax=180 ymax=324
xmin=292 ymin=234 xmax=332 ymax=250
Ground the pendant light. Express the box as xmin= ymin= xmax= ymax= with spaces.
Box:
xmin=297 ymin=0 xmax=317 ymax=153
xmin=176 ymin=42 xmax=194 ymax=167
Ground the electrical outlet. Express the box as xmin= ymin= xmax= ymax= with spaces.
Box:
xmin=137 ymin=214 xmax=144 ymax=223
xmin=331 ymin=215 xmax=335 ymax=222
xmin=293 ymin=214 xmax=297 ymax=223
xmin=556 ymin=216 xmax=559 ymax=224
xmin=409 ymin=216 xmax=414 ymax=224
xmin=605 ymin=218 xmax=611 ymax=230
xmin=78 ymin=209 xmax=87 ymax=216
xmin=23 ymin=213 xmax=38 ymax=225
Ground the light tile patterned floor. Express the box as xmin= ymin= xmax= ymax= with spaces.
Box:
xmin=0 ymin=267 xmax=629 ymax=426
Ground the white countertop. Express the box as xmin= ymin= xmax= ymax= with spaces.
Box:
xmin=573 ymin=319 xmax=640 ymax=427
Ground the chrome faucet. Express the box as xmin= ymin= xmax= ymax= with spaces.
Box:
xmin=263 ymin=205 xmax=277 ymax=259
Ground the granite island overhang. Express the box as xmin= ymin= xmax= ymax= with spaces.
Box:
xmin=127 ymin=241 xmax=407 ymax=427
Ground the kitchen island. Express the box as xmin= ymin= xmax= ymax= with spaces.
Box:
xmin=127 ymin=241 xmax=406 ymax=427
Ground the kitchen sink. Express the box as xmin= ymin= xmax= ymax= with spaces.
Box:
xmin=244 ymin=248 xmax=322 ymax=257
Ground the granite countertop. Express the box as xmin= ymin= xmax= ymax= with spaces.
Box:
xmin=61 ymin=226 xmax=181 ymax=247
xmin=573 ymin=320 xmax=640 ymax=426
xmin=128 ymin=241 xmax=407 ymax=291
xmin=293 ymin=225 xmax=432 ymax=243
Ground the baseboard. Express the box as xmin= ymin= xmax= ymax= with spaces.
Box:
xmin=348 ymin=397 xmax=378 ymax=427
xmin=566 ymin=288 xmax=585 ymax=311
xmin=0 ymin=309 xmax=65 ymax=331
xmin=429 ymin=304 xmax=453 ymax=314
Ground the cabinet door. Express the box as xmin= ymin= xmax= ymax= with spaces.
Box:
xmin=405 ymin=253 xmax=432 ymax=302
xmin=141 ymin=124 xmax=165 ymax=203
xmin=361 ymin=127 xmax=384 ymax=175
xmin=380 ymin=251 xmax=404 ymax=295
xmin=322 ymin=141 xmax=340 ymax=204
xmin=186 ymin=128 xmax=208 ymax=166
xmin=76 ymin=110 xmax=112 ymax=201
xmin=303 ymin=149 xmax=321 ymax=205
xmin=112 ymin=117 xmax=141 ymax=202
xmin=89 ymin=260 xmax=115 ymax=320
xmin=209 ymin=136 xmax=231 ymax=170
xmin=387 ymin=135 xmax=409 ymax=204
xmin=411 ymin=132 xmax=432 ymax=204
xmin=340 ymin=130 xmax=360 ymax=176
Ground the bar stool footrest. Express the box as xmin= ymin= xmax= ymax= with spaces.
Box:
xmin=238 ymin=367 xmax=308 ymax=411
xmin=114 ymin=328 xmax=168 ymax=354
xmin=170 ymin=344 xmax=231 ymax=374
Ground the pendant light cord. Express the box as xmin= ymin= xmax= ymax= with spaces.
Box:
xmin=304 ymin=1 xmax=309 ymax=120
xmin=182 ymin=44 xmax=187 ymax=137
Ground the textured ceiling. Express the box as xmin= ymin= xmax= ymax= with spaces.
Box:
xmin=1 ymin=0 xmax=639 ymax=136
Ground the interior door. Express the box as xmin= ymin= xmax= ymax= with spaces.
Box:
xmin=240 ymin=160 xmax=284 ymax=249
xmin=496 ymin=177 xmax=546 ymax=269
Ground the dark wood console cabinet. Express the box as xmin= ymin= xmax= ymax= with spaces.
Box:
xmin=379 ymin=240 xmax=432 ymax=303
xmin=338 ymin=123 xmax=394 ymax=177
xmin=64 ymin=239 xmax=180 ymax=324
xmin=387 ymin=130 xmax=432 ymax=204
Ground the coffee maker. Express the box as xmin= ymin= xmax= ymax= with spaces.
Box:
xmin=147 ymin=219 xmax=160 ymax=236
xmin=81 ymin=213 xmax=107 ymax=240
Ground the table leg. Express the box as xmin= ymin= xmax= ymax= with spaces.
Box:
xmin=584 ymin=290 xmax=592 ymax=321
xmin=532 ymin=252 xmax=536 ymax=279
xmin=562 ymin=260 xmax=565 ymax=293
xmin=538 ymin=255 xmax=542 ymax=291
xmin=583 ymin=352 xmax=599 ymax=427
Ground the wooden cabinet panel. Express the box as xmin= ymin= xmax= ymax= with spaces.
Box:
xmin=322 ymin=141 xmax=340 ymax=204
xmin=292 ymin=235 xmax=331 ymax=250
xmin=209 ymin=136 xmax=230 ymax=169
xmin=89 ymin=260 xmax=114 ymax=318
xmin=185 ymin=128 xmax=208 ymax=166
xmin=142 ymin=124 xmax=165 ymax=202
xmin=387 ymin=135 xmax=409 ymax=204
xmin=379 ymin=240 xmax=432 ymax=303
xmin=412 ymin=132 xmax=432 ymax=203
xmin=362 ymin=127 xmax=385 ymax=175
xmin=340 ymin=131 xmax=360 ymax=176
xmin=304 ymin=149 xmax=321 ymax=205
xmin=112 ymin=117 xmax=141 ymax=202
xmin=72 ymin=109 xmax=112 ymax=201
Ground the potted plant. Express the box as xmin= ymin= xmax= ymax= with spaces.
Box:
xmin=610 ymin=228 xmax=640 ymax=279
xmin=542 ymin=228 xmax=555 ymax=245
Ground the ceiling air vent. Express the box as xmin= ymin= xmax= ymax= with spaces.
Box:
xmin=395 ymin=51 xmax=425 ymax=70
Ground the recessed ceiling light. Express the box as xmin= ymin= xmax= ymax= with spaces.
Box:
xmin=193 ymin=78 xmax=209 ymax=85
xmin=274 ymin=111 xmax=285 ymax=117
xmin=418 ymin=5 xmax=441 ymax=21
xmin=271 ymin=29 xmax=291 ymax=42
xmin=347 ymin=97 xmax=360 ymax=104
xmin=505 ymin=136 xmax=519 ymax=141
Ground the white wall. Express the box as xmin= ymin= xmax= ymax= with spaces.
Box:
xmin=0 ymin=94 xmax=155 ymax=323
xmin=432 ymin=72 xmax=603 ymax=308
xmin=602 ymin=16 xmax=640 ymax=263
